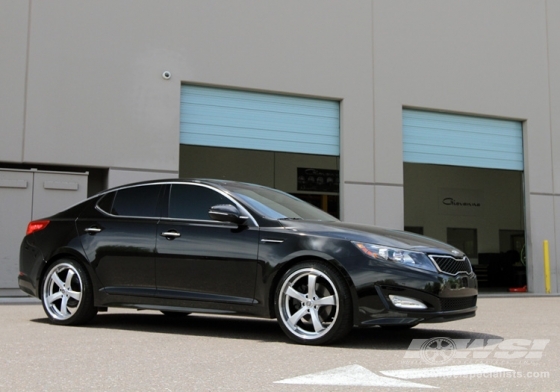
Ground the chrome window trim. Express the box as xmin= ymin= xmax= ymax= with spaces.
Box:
xmin=94 ymin=181 xmax=259 ymax=227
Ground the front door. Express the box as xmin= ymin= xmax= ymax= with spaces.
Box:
xmin=155 ymin=184 xmax=259 ymax=304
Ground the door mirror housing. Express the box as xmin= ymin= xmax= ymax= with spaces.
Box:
xmin=209 ymin=204 xmax=248 ymax=225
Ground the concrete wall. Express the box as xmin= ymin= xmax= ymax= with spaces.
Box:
xmin=546 ymin=0 xmax=560 ymax=294
xmin=0 ymin=2 xmax=29 ymax=163
xmin=1 ymin=0 xmax=559 ymax=292
xmin=2 ymin=1 xmax=373 ymax=184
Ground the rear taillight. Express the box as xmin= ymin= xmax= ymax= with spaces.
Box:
xmin=26 ymin=220 xmax=50 ymax=235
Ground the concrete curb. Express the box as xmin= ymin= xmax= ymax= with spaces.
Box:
xmin=479 ymin=293 xmax=560 ymax=298
xmin=0 ymin=297 xmax=41 ymax=304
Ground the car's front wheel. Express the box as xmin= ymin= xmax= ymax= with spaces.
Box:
xmin=41 ymin=259 xmax=97 ymax=325
xmin=275 ymin=262 xmax=353 ymax=345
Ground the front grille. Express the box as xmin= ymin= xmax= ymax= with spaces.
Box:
xmin=429 ymin=255 xmax=473 ymax=275
xmin=440 ymin=296 xmax=477 ymax=311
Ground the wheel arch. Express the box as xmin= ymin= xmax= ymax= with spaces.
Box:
xmin=267 ymin=254 xmax=358 ymax=322
xmin=38 ymin=250 xmax=96 ymax=300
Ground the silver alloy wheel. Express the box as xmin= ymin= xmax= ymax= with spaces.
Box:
xmin=42 ymin=262 xmax=83 ymax=321
xmin=278 ymin=268 xmax=339 ymax=341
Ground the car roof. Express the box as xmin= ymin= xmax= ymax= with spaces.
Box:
xmin=97 ymin=178 xmax=263 ymax=196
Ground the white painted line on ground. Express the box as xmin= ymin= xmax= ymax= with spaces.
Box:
xmin=274 ymin=365 xmax=436 ymax=388
xmin=381 ymin=364 xmax=514 ymax=379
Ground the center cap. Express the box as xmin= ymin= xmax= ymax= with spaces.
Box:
xmin=306 ymin=300 xmax=313 ymax=307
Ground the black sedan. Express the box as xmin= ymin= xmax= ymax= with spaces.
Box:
xmin=19 ymin=179 xmax=477 ymax=345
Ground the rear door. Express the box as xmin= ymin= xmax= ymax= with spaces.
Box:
xmin=77 ymin=184 xmax=163 ymax=296
xmin=155 ymin=183 xmax=259 ymax=305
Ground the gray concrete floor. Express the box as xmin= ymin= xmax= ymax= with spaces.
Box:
xmin=1 ymin=297 xmax=559 ymax=391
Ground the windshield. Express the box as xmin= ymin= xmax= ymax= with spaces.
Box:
xmin=223 ymin=183 xmax=338 ymax=221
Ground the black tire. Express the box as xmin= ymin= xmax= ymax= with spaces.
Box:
xmin=275 ymin=261 xmax=353 ymax=345
xmin=160 ymin=311 xmax=190 ymax=318
xmin=41 ymin=259 xmax=97 ymax=325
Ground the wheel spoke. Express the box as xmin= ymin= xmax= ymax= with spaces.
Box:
xmin=285 ymin=286 xmax=307 ymax=302
xmin=47 ymin=291 xmax=63 ymax=305
xmin=315 ymin=295 xmax=335 ymax=306
xmin=309 ymin=308 xmax=325 ymax=332
xmin=307 ymin=274 xmax=317 ymax=298
xmin=59 ymin=295 xmax=70 ymax=316
xmin=51 ymin=272 xmax=65 ymax=290
xmin=64 ymin=269 xmax=75 ymax=289
xmin=67 ymin=290 xmax=82 ymax=301
xmin=287 ymin=307 xmax=308 ymax=330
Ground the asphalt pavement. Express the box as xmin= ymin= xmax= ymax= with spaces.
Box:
xmin=1 ymin=296 xmax=559 ymax=391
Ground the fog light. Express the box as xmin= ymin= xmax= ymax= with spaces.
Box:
xmin=389 ymin=295 xmax=427 ymax=309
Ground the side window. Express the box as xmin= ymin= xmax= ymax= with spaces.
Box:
xmin=169 ymin=184 xmax=230 ymax=220
xmin=111 ymin=185 xmax=162 ymax=217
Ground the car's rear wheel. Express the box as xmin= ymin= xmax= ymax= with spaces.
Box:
xmin=275 ymin=262 xmax=353 ymax=345
xmin=41 ymin=259 xmax=97 ymax=325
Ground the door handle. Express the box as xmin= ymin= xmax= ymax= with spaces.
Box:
xmin=85 ymin=226 xmax=102 ymax=234
xmin=161 ymin=230 xmax=181 ymax=239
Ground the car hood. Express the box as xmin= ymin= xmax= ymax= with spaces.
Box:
xmin=279 ymin=220 xmax=465 ymax=256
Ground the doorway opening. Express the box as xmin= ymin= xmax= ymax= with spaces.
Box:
xmin=179 ymin=145 xmax=340 ymax=218
xmin=403 ymin=163 xmax=526 ymax=292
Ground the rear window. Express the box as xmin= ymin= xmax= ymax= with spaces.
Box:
xmin=109 ymin=185 xmax=162 ymax=217
xmin=96 ymin=192 xmax=115 ymax=214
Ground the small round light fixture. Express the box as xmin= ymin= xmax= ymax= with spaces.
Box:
xmin=162 ymin=71 xmax=171 ymax=80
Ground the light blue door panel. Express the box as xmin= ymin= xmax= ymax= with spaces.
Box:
xmin=181 ymin=85 xmax=340 ymax=156
xmin=403 ymin=109 xmax=523 ymax=171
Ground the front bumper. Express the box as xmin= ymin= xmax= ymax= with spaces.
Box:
xmin=352 ymin=266 xmax=478 ymax=327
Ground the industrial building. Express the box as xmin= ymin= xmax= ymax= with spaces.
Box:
xmin=1 ymin=1 xmax=559 ymax=295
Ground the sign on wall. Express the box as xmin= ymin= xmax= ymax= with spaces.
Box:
xmin=297 ymin=168 xmax=339 ymax=192
xmin=438 ymin=188 xmax=484 ymax=216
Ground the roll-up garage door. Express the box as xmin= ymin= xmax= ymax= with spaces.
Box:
xmin=403 ymin=109 xmax=523 ymax=171
xmin=180 ymin=85 xmax=340 ymax=156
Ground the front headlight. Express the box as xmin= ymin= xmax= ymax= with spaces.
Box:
xmin=352 ymin=241 xmax=437 ymax=273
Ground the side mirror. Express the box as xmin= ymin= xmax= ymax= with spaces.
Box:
xmin=208 ymin=204 xmax=248 ymax=225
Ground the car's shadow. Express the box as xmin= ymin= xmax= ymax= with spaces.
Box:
xmin=32 ymin=312 xmax=503 ymax=348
